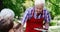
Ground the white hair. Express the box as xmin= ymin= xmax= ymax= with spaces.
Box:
xmin=0 ymin=8 xmax=15 ymax=20
xmin=35 ymin=0 xmax=45 ymax=5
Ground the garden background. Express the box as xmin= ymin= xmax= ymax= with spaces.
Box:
xmin=0 ymin=0 xmax=60 ymax=32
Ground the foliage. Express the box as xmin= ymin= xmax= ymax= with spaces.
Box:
xmin=2 ymin=0 xmax=34 ymax=18
xmin=3 ymin=0 xmax=24 ymax=17
xmin=49 ymin=20 xmax=57 ymax=26
xmin=2 ymin=0 xmax=60 ymax=19
xmin=46 ymin=0 xmax=60 ymax=19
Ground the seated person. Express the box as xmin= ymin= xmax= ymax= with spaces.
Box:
xmin=0 ymin=8 xmax=21 ymax=32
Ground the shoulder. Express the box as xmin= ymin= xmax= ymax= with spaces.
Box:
xmin=25 ymin=7 xmax=34 ymax=14
xmin=26 ymin=7 xmax=33 ymax=11
xmin=43 ymin=8 xmax=50 ymax=14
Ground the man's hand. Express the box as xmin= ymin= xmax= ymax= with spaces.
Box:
xmin=43 ymin=22 xmax=49 ymax=32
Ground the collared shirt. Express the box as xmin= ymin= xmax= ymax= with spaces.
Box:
xmin=22 ymin=7 xmax=51 ymax=25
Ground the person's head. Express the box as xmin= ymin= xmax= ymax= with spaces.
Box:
xmin=34 ymin=0 xmax=45 ymax=14
xmin=0 ymin=8 xmax=15 ymax=32
xmin=0 ymin=8 xmax=15 ymax=20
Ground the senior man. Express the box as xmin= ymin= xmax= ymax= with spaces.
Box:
xmin=21 ymin=0 xmax=51 ymax=32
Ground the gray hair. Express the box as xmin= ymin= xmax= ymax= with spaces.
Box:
xmin=35 ymin=0 xmax=45 ymax=6
xmin=0 ymin=8 xmax=15 ymax=20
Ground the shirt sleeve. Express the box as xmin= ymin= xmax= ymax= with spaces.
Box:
xmin=44 ymin=10 xmax=51 ymax=23
xmin=21 ymin=9 xmax=29 ymax=25
xmin=21 ymin=7 xmax=33 ymax=25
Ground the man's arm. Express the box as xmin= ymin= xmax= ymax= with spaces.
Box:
xmin=21 ymin=7 xmax=33 ymax=26
xmin=44 ymin=10 xmax=51 ymax=30
xmin=21 ymin=9 xmax=29 ymax=26
xmin=17 ymin=9 xmax=29 ymax=32
xmin=20 ymin=7 xmax=33 ymax=32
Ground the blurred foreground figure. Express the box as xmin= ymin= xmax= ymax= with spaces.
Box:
xmin=0 ymin=8 xmax=15 ymax=32
xmin=0 ymin=8 xmax=21 ymax=32
xmin=21 ymin=0 xmax=51 ymax=32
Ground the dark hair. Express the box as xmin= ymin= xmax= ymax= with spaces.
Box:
xmin=0 ymin=19 xmax=14 ymax=32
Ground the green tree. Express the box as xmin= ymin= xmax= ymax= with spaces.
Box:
xmin=46 ymin=0 xmax=60 ymax=19
xmin=3 ymin=0 xmax=34 ymax=18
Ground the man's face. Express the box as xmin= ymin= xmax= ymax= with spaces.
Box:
xmin=35 ymin=4 xmax=44 ymax=14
